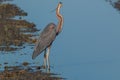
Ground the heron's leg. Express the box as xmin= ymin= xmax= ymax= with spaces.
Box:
xmin=43 ymin=49 xmax=47 ymax=69
xmin=46 ymin=46 xmax=51 ymax=71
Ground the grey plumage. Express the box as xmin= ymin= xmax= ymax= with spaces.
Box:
xmin=32 ymin=23 xmax=57 ymax=59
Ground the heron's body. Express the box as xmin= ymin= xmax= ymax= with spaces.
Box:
xmin=32 ymin=2 xmax=63 ymax=70
xmin=32 ymin=23 xmax=56 ymax=59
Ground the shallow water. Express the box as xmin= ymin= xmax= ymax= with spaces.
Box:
xmin=0 ymin=0 xmax=120 ymax=80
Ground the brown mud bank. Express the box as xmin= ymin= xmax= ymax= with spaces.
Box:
xmin=0 ymin=0 xmax=39 ymax=51
xmin=0 ymin=65 xmax=64 ymax=80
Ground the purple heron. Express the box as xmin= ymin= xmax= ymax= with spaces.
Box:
xmin=32 ymin=2 xmax=63 ymax=70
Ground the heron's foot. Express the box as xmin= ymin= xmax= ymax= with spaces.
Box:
xmin=41 ymin=65 xmax=46 ymax=69
xmin=48 ymin=67 xmax=50 ymax=71
xmin=47 ymin=68 xmax=50 ymax=73
xmin=41 ymin=65 xmax=51 ymax=72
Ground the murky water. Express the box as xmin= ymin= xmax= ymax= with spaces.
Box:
xmin=0 ymin=0 xmax=120 ymax=80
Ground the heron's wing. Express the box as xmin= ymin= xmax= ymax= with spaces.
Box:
xmin=32 ymin=23 xmax=56 ymax=59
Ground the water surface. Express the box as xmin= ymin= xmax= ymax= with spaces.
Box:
xmin=0 ymin=0 xmax=120 ymax=80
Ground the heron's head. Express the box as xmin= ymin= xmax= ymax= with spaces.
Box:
xmin=58 ymin=2 xmax=62 ymax=8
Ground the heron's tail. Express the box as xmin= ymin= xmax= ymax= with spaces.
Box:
xmin=32 ymin=48 xmax=44 ymax=59
xmin=32 ymin=50 xmax=39 ymax=59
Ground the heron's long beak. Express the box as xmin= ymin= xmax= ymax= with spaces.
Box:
xmin=51 ymin=8 xmax=56 ymax=13
xmin=51 ymin=2 xmax=63 ymax=13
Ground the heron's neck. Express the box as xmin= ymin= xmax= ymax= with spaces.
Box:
xmin=56 ymin=6 xmax=63 ymax=35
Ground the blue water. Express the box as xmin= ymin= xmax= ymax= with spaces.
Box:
xmin=0 ymin=0 xmax=120 ymax=80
